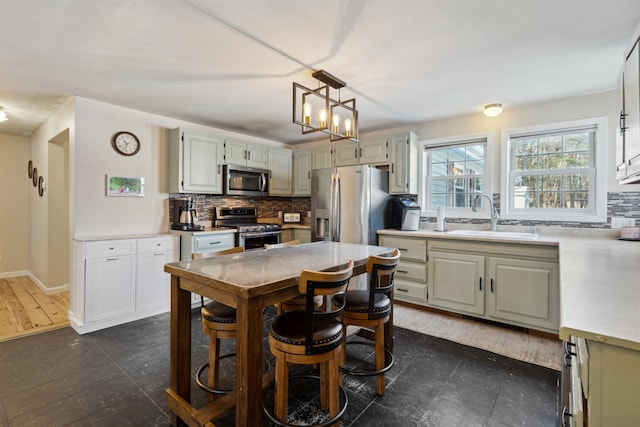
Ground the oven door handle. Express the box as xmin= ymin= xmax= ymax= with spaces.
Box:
xmin=240 ymin=231 xmax=282 ymax=238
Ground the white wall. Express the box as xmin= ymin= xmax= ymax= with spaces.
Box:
xmin=0 ymin=134 xmax=30 ymax=273
xmin=72 ymin=97 xmax=287 ymax=237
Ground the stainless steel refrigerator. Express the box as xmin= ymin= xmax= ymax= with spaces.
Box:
xmin=311 ymin=165 xmax=390 ymax=245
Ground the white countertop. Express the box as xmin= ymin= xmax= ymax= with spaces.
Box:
xmin=74 ymin=233 xmax=177 ymax=242
xmin=378 ymin=226 xmax=640 ymax=351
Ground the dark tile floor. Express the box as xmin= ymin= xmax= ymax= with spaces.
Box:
xmin=0 ymin=308 xmax=559 ymax=426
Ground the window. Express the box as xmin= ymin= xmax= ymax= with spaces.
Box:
xmin=421 ymin=135 xmax=489 ymax=213
xmin=501 ymin=117 xmax=607 ymax=222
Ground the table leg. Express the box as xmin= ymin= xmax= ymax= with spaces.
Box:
xmin=235 ymin=296 xmax=264 ymax=427
xmin=169 ymin=275 xmax=192 ymax=427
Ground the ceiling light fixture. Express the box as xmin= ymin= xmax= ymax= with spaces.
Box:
xmin=483 ymin=103 xmax=502 ymax=117
xmin=293 ymin=70 xmax=358 ymax=142
xmin=0 ymin=107 xmax=8 ymax=122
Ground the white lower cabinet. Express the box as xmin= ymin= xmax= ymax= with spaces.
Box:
xmin=172 ymin=230 xmax=235 ymax=305
xmin=378 ymin=232 xmax=559 ymax=333
xmin=136 ymin=238 xmax=180 ymax=312
xmin=564 ymin=336 xmax=640 ymax=426
xmin=85 ymin=254 xmax=135 ymax=323
xmin=71 ymin=235 xmax=179 ymax=334
xmin=427 ymin=239 xmax=559 ymax=333
xmin=378 ymin=235 xmax=428 ymax=303
xmin=293 ymin=228 xmax=311 ymax=243
xmin=486 ymin=257 xmax=558 ymax=331
xmin=429 ymin=251 xmax=485 ymax=315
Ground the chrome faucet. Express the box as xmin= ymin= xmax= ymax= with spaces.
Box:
xmin=472 ymin=193 xmax=499 ymax=231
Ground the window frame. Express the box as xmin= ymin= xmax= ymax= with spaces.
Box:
xmin=500 ymin=117 xmax=608 ymax=222
xmin=419 ymin=132 xmax=494 ymax=218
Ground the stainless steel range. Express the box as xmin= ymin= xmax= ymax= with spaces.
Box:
xmin=214 ymin=207 xmax=281 ymax=250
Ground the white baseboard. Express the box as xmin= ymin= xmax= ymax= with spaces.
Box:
xmin=0 ymin=270 xmax=70 ymax=295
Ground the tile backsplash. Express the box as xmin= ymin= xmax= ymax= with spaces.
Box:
xmin=423 ymin=191 xmax=640 ymax=229
xmin=169 ymin=194 xmax=311 ymax=223
xmin=170 ymin=191 xmax=639 ymax=229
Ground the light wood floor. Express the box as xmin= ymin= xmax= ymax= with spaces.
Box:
xmin=0 ymin=276 xmax=70 ymax=342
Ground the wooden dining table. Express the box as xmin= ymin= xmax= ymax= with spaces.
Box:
xmin=164 ymin=240 xmax=395 ymax=427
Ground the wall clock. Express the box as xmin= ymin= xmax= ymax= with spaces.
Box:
xmin=111 ymin=131 xmax=140 ymax=156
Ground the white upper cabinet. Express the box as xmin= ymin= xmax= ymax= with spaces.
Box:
xmin=332 ymin=139 xmax=388 ymax=166
xmin=268 ymin=147 xmax=293 ymax=196
xmin=167 ymin=128 xmax=224 ymax=194
xmin=622 ymin=39 xmax=640 ymax=181
xmin=312 ymin=146 xmax=332 ymax=169
xmin=359 ymin=138 xmax=388 ymax=164
xmin=293 ymin=148 xmax=312 ymax=195
xmin=616 ymin=70 xmax=627 ymax=180
xmin=225 ymin=138 xmax=268 ymax=168
xmin=389 ymin=132 xmax=418 ymax=195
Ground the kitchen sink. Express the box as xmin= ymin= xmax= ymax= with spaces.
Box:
xmin=446 ymin=230 xmax=539 ymax=240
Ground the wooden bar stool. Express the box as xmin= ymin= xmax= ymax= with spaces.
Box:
xmin=336 ymin=248 xmax=400 ymax=396
xmin=192 ymin=246 xmax=244 ymax=399
xmin=263 ymin=260 xmax=354 ymax=427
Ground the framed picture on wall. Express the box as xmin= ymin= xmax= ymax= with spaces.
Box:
xmin=106 ymin=175 xmax=145 ymax=197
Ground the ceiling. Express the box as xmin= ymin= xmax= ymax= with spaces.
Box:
xmin=1 ymin=0 xmax=639 ymax=144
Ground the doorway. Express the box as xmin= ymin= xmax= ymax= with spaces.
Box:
xmin=47 ymin=130 xmax=70 ymax=288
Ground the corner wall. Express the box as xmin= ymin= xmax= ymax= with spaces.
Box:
xmin=0 ymin=134 xmax=30 ymax=274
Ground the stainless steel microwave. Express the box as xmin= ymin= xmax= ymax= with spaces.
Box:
xmin=224 ymin=164 xmax=270 ymax=196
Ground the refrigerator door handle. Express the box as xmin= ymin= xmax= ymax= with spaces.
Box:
xmin=335 ymin=173 xmax=341 ymax=241
xmin=330 ymin=173 xmax=337 ymax=241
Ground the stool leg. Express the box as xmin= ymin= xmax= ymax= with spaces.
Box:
xmin=207 ymin=330 xmax=221 ymax=402
xmin=320 ymin=360 xmax=329 ymax=410
xmin=329 ymin=348 xmax=340 ymax=427
xmin=340 ymin=323 xmax=347 ymax=385
xmin=375 ymin=323 xmax=386 ymax=396
xmin=275 ymin=352 xmax=289 ymax=423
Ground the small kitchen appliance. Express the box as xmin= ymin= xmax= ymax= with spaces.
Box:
xmin=283 ymin=212 xmax=301 ymax=223
xmin=171 ymin=197 xmax=204 ymax=231
xmin=214 ymin=207 xmax=281 ymax=250
xmin=389 ymin=197 xmax=421 ymax=231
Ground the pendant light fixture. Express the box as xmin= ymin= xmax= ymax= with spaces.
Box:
xmin=293 ymin=70 xmax=358 ymax=142
xmin=483 ymin=103 xmax=502 ymax=117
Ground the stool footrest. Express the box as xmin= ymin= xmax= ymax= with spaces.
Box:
xmin=195 ymin=353 xmax=236 ymax=395
xmin=262 ymin=374 xmax=348 ymax=427
xmin=339 ymin=341 xmax=395 ymax=376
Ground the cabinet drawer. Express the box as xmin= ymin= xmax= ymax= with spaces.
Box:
xmin=138 ymin=237 xmax=179 ymax=254
xmin=394 ymin=279 xmax=427 ymax=301
xmin=379 ymin=236 xmax=426 ymax=262
xmin=85 ymin=239 xmax=136 ymax=258
xmin=193 ymin=233 xmax=235 ymax=252
xmin=395 ymin=259 xmax=427 ymax=283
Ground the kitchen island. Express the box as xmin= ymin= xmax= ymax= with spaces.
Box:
xmin=163 ymin=241 xmax=395 ymax=427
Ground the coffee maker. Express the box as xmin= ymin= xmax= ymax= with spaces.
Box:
xmin=171 ymin=197 xmax=204 ymax=231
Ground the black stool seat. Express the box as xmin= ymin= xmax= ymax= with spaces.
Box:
xmin=334 ymin=291 xmax=390 ymax=316
xmin=202 ymin=301 xmax=236 ymax=324
xmin=270 ymin=310 xmax=342 ymax=350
